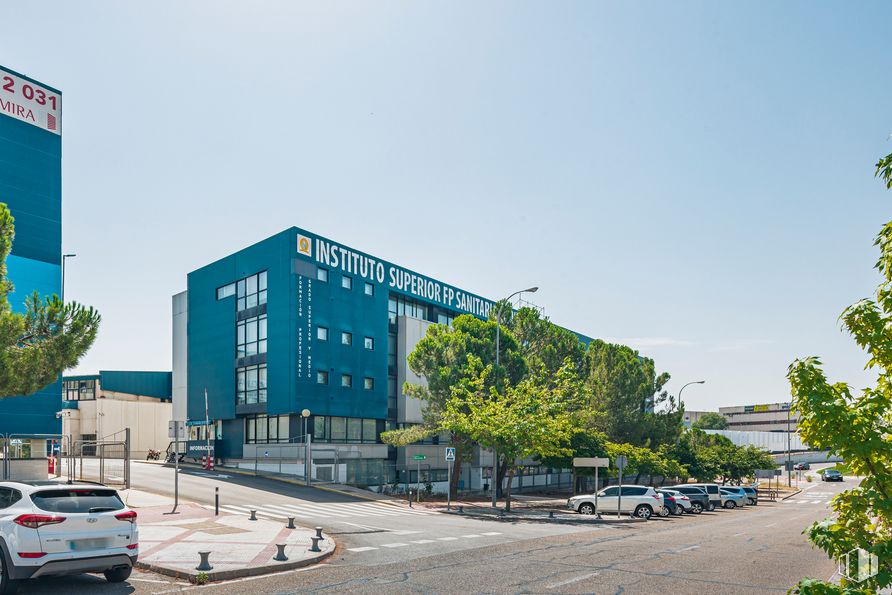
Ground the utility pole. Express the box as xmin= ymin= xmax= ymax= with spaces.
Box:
xmin=204 ymin=389 xmax=212 ymax=470
xmin=787 ymin=403 xmax=792 ymax=487
xmin=492 ymin=286 xmax=538 ymax=509
xmin=61 ymin=253 xmax=76 ymax=303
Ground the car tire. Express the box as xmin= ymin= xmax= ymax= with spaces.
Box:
xmin=104 ymin=566 xmax=133 ymax=583
xmin=0 ymin=549 xmax=19 ymax=595
xmin=634 ymin=505 xmax=652 ymax=520
xmin=690 ymin=502 xmax=703 ymax=514
xmin=578 ymin=503 xmax=595 ymax=515
xmin=724 ymin=501 xmax=736 ymax=509
xmin=659 ymin=505 xmax=670 ymax=517
xmin=707 ymin=502 xmax=716 ymax=512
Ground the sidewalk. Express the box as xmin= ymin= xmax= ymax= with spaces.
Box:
xmin=124 ymin=490 xmax=334 ymax=582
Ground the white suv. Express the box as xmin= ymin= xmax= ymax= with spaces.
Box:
xmin=0 ymin=480 xmax=138 ymax=594
xmin=568 ymin=485 xmax=665 ymax=520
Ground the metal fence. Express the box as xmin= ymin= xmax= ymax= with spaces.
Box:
xmin=72 ymin=428 xmax=131 ymax=489
xmin=0 ymin=434 xmax=73 ymax=482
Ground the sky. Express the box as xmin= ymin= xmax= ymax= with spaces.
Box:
xmin=2 ymin=1 xmax=891 ymax=411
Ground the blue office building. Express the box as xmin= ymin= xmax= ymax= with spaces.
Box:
xmin=0 ymin=65 xmax=63 ymax=435
xmin=174 ymin=228 xmax=586 ymax=488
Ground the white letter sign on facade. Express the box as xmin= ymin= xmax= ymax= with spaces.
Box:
xmin=0 ymin=66 xmax=61 ymax=135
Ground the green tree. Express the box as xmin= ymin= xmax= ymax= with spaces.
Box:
xmin=786 ymin=151 xmax=892 ymax=593
xmin=584 ymin=340 xmax=681 ymax=447
xmin=692 ymin=412 xmax=728 ymax=430
xmin=440 ymin=356 xmax=581 ymax=510
xmin=380 ymin=315 xmax=525 ymax=499
xmin=0 ymin=204 xmax=100 ymax=396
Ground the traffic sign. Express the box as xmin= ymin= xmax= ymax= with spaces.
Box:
xmin=615 ymin=455 xmax=628 ymax=468
xmin=445 ymin=448 xmax=456 ymax=461
xmin=413 ymin=454 xmax=427 ymax=461
xmin=573 ymin=457 xmax=609 ymax=467
xmin=168 ymin=420 xmax=185 ymax=439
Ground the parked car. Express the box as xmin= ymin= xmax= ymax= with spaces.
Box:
xmin=666 ymin=485 xmax=708 ymax=514
xmin=657 ymin=489 xmax=690 ymax=515
xmin=0 ymin=480 xmax=138 ymax=594
xmin=821 ymin=469 xmax=843 ymax=482
xmin=719 ymin=487 xmax=748 ymax=509
xmin=677 ymin=483 xmax=722 ymax=511
xmin=568 ymin=485 xmax=665 ymax=520
xmin=719 ymin=486 xmax=750 ymax=506
xmin=740 ymin=486 xmax=758 ymax=505
xmin=793 ymin=462 xmax=810 ymax=470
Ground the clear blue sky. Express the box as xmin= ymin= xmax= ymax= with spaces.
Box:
xmin=3 ymin=2 xmax=890 ymax=411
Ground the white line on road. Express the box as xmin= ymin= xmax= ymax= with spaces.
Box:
xmin=811 ymin=500 xmax=822 ymax=504
xmin=347 ymin=546 xmax=379 ymax=552
xmin=765 ymin=523 xmax=777 ymax=528
xmin=381 ymin=542 xmax=409 ymax=548
xmin=733 ymin=532 xmax=745 ymax=537
xmin=393 ymin=530 xmax=423 ymax=535
xmin=437 ymin=537 xmax=459 ymax=541
xmin=462 ymin=534 xmax=482 ymax=538
xmin=677 ymin=545 xmax=700 ymax=552
xmin=411 ymin=539 xmax=435 ymax=544
xmin=546 ymin=572 xmax=599 ymax=589
xmin=481 ymin=532 xmax=503 ymax=536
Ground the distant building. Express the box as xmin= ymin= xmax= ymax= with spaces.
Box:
xmin=718 ymin=402 xmax=797 ymax=433
xmin=682 ymin=410 xmax=716 ymax=428
xmin=59 ymin=371 xmax=173 ymax=458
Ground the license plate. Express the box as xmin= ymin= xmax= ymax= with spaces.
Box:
xmin=69 ymin=538 xmax=109 ymax=551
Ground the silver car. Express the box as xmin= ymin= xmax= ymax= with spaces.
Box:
xmin=719 ymin=487 xmax=748 ymax=509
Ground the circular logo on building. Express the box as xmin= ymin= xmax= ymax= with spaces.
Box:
xmin=297 ymin=235 xmax=312 ymax=257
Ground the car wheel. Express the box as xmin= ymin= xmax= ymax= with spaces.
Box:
xmin=578 ymin=503 xmax=595 ymax=515
xmin=634 ymin=505 xmax=652 ymax=520
xmin=674 ymin=506 xmax=685 ymax=516
xmin=707 ymin=502 xmax=716 ymax=512
xmin=724 ymin=501 xmax=736 ymax=509
xmin=104 ymin=566 xmax=133 ymax=583
xmin=0 ymin=550 xmax=19 ymax=595
xmin=690 ymin=502 xmax=703 ymax=514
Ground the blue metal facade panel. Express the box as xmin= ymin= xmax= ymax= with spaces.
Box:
xmin=0 ymin=68 xmax=62 ymax=435
xmin=98 ymin=371 xmax=172 ymax=400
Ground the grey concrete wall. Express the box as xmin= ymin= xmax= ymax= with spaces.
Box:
xmin=397 ymin=315 xmax=433 ymax=424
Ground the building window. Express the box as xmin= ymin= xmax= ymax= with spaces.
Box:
xmin=237 ymin=271 xmax=267 ymax=311
xmin=237 ymin=364 xmax=267 ymax=405
xmin=364 ymin=336 xmax=374 ymax=350
xmin=237 ymin=314 xmax=267 ymax=357
xmin=217 ymin=283 xmax=236 ymax=300
xmin=341 ymin=331 xmax=352 ymax=346
xmin=364 ymin=377 xmax=374 ymax=390
xmin=63 ymin=379 xmax=96 ymax=401
xmin=341 ymin=374 xmax=352 ymax=388
xmin=317 ymin=268 xmax=328 ymax=283
xmin=317 ymin=370 xmax=329 ymax=385
xmin=245 ymin=414 xmax=290 ymax=444
xmin=388 ymin=377 xmax=397 ymax=411
xmin=364 ymin=282 xmax=374 ymax=296
xmin=317 ymin=326 xmax=328 ymax=341
xmin=311 ymin=416 xmax=380 ymax=444
xmin=341 ymin=276 xmax=353 ymax=290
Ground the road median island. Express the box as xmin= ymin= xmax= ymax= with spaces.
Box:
xmin=437 ymin=505 xmax=646 ymax=525
xmin=132 ymin=501 xmax=335 ymax=582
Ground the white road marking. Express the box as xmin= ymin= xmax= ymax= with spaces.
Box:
xmin=546 ymin=572 xmax=599 ymax=589
xmin=462 ymin=534 xmax=482 ymax=538
xmin=347 ymin=546 xmax=378 ymax=552
xmin=437 ymin=537 xmax=459 ymax=541
xmin=765 ymin=523 xmax=777 ymax=528
xmin=411 ymin=539 xmax=435 ymax=544
xmin=381 ymin=542 xmax=409 ymax=548
xmin=481 ymin=532 xmax=503 ymax=536
xmin=811 ymin=500 xmax=823 ymax=504
xmin=393 ymin=530 xmax=422 ymax=535
xmin=733 ymin=532 xmax=745 ymax=537
xmin=678 ymin=545 xmax=700 ymax=552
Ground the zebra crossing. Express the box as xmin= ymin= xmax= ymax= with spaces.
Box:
xmin=209 ymin=498 xmax=439 ymax=521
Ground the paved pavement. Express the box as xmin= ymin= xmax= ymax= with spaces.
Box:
xmin=12 ymin=462 xmax=850 ymax=594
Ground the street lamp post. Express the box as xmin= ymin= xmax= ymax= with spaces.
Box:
xmin=678 ymin=380 xmax=706 ymax=409
xmin=787 ymin=404 xmax=792 ymax=487
xmin=492 ymin=286 xmax=538 ymax=509
xmin=302 ymin=409 xmax=311 ymax=486
xmin=61 ymin=253 xmax=76 ymax=303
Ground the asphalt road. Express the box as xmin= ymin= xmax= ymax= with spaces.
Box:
xmin=16 ymin=463 xmax=847 ymax=594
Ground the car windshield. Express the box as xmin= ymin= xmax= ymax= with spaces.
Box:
xmin=31 ymin=488 xmax=125 ymax=513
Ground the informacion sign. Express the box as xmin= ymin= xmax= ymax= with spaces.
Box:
xmin=413 ymin=454 xmax=427 ymax=461
xmin=445 ymin=447 xmax=455 ymax=462
xmin=0 ymin=66 xmax=61 ymax=135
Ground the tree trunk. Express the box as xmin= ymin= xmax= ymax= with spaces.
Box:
xmin=496 ymin=456 xmax=509 ymax=499
xmin=504 ymin=466 xmax=517 ymax=511
xmin=449 ymin=442 xmax=464 ymax=500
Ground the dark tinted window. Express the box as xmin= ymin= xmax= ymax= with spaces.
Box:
xmin=32 ymin=489 xmax=124 ymax=513
xmin=600 ymin=487 xmax=618 ymax=497
xmin=0 ymin=487 xmax=21 ymax=509
xmin=621 ymin=486 xmax=647 ymax=496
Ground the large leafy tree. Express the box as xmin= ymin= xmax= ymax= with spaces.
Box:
xmin=692 ymin=412 xmax=728 ymax=430
xmin=440 ymin=356 xmax=582 ymax=510
xmin=0 ymin=204 xmax=100 ymax=396
xmin=584 ymin=340 xmax=682 ymax=447
xmin=787 ymin=150 xmax=892 ymax=594
xmin=380 ymin=315 xmax=525 ymax=499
